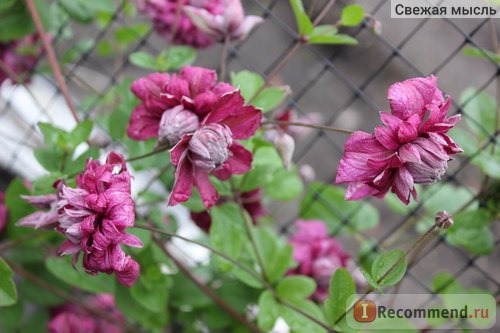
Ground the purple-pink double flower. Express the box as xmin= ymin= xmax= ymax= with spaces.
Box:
xmin=19 ymin=152 xmax=142 ymax=287
xmin=336 ymin=76 xmax=462 ymax=204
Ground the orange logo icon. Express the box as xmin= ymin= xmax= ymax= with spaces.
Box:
xmin=353 ymin=300 xmax=377 ymax=322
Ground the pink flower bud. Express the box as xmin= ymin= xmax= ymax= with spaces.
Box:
xmin=188 ymin=123 xmax=233 ymax=170
xmin=158 ymin=105 xmax=200 ymax=147
xmin=435 ymin=210 xmax=453 ymax=229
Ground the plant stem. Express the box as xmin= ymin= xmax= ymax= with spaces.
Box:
xmin=262 ymin=120 xmax=353 ymax=134
xmin=0 ymin=232 xmax=43 ymax=253
xmin=333 ymin=222 xmax=439 ymax=327
xmin=126 ymin=145 xmax=170 ymax=162
xmin=25 ymin=0 xmax=80 ymax=123
xmin=150 ymin=235 xmax=263 ymax=333
xmin=220 ymin=35 xmax=230 ymax=81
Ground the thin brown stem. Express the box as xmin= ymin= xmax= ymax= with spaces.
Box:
xmin=333 ymin=222 xmax=439 ymax=327
xmin=312 ymin=0 xmax=336 ymax=25
xmin=151 ymin=235 xmax=263 ymax=333
xmin=220 ymin=35 xmax=230 ymax=81
xmin=25 ymin=0 xmax=80 ymax=123
xmin=262 ymin=120 xmax=353 ymax=134
xmin=126 ymin=145 xmax=170 ymax=162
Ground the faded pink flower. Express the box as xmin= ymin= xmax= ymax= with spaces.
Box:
xmin=184 ymin=0 xmax=263 ymax=42
xmin=48 ymin=294 xmax=125 ymax=333
xmin=168 ymin=90 xmax=262 ymax=208
xmin=135 ymin=0 xmax=224 ymax=48
xmin=18 ymin=152 xmax=142 ymax=287
xmin=288 ymin=220 xmax=357 ymax=301
xmin=336 ymin=76 xmax=462 ymax=204
xmin=191 ymin=188 xmax=266 ymax=231
xmin=127 ymin=66 xmax=233 ymax=146
xmin=0 ymin=34 xmax=42 ymax=85
xmin=0 ymin=192 xmax=8 ymax=233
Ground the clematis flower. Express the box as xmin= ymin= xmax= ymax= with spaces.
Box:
xmin=168 ymin=90 xmax=262 ymax=208
xmin=48 ymin=293 xmax=125 ymax=333
xmin=18 ymin=152 xmax=143 ymax=287
xmin=288 ymin=220 xmax=361 ymax=301
xmin=0 ymin=192 xmax=8 ymax=233
xmin=127 ymin=66 xmax=233 ymax=146
xmin=190 ymin=188 xmax=266 ymax=231
xmin=0 ymin=34 xmax=43 ymax=85
xmin=135 ymin=0 xmax=224 ymax=48
xmin=336 ymin=76 xmax=462 ymax=205
xmin=184 ymin=0 xmax=263 ymax=43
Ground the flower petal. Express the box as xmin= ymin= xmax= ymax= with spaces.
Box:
xmin=194 ymin=168 xmax=219 ymax=208
xmin=168 ymin=151 xmax=194 ymax=206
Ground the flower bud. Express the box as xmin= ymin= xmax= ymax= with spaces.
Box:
xmin=158 ymin=105 xmax=200 ymax=147
xmin=274 ymin=132 xmax=295 ymax=170
xmin=435 ymin=210 xmax=453 ymax=229
xmin=188 ymin=123 xmax=233 ymax=170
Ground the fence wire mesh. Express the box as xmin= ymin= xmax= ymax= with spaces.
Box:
xmin=0 ymin=0 xmax=499 ymax=332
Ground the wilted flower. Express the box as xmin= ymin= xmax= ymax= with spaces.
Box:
xmin=336 ymin=76 xmax=462 ymax=204
xmin=0 ymin=192 xmax=8 ymax=233
xmin=18 ymin=152 xmax=142 ymax=286
xmin=48 ymin=294 xmax=125 ymax=333
xmin=135 ymin=0 xmax=224 ymax=48
xmin=127 ymin=66 xmax=233 ymax=146
xmin=0 ymin=34 xmax=42 ymax=85
xmin=288 ymin=220 xmax=360 ymax=301
xmin=191 ymin=188 xmax=266 ymax=231
xmin=184 ymin=0 xmax=263 ymax=42
xmin=168 ymin=90 xmax=262 ymax=208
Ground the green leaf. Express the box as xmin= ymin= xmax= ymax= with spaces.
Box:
xmin=114 ymin=23 xmax=150 ymax=47
xmin=289 ymin=0 xmax=313 ymax=35
xmin=300 ymin=183 xmax=379 ymax=234
xmin=253 ymin=86 xmax=288 ymax=113
xmin=96 ymin=40 xmax=114 ymax=57
xmin=230 ymin=70 xmax=264 ymax=102
xmin=0 ymin=2 xmax=35 ymax=42
xmin=472 ymin=152 xmax=500 ymax=178
xmin=63 ymin=147 xmax=99 ymax=175
xmin=431 ymin=272 xmax=463 ymax=294
xmin=371 ymin=249 xmax=407 ymax=286
xmin=253 ymin=226 xmax=294 ymax=282
xmin=360 ymin=268 xmax=380 ymax=289
xmin=115 ymin=284 xmax=169 ymax=331
xmin=446 ymin=226 xmax=494 ymax=255
xmin=130 ymin=273 xmax=169 ymax=313
xmin=5 ymin=178 xmax=35 ymax=238
xmin=422 ymin=184 xmax=476 ymax=216
xmin=0 ymin=0 xmax=16 ymax=12
xmin=45 ymin=256 xmax=116 ymax=293
xmin=34 ymin=147 xmax=66 ymax=172
xmin=257 ymin=290 xmax=280 ymax=331
xmin=324 ymin=268 xmax=355 ymax=327
xmin=340 ymin=4 xmax=365 ymax=27
xmin=129 ymin=51 xmax=157 ymax=70
xmin=210 ymin=203 xmax=246 ymax=271
xmin=460 ymin=88 xmax=497 ymax=140
xmin=463 ymin=47 xmax=500 ymax=63
xmin=0 ymin=258 xmax=17 ymax=306
xmin=308 ymin=33 xmax=358 ymax=45
xmin=0 ymin=300 xmax=22 ymax=332
xmin=156 ymin=46 xmax=197 ymax=71
xmin=276 ymin=275 xmax=316 ymax=301
xmin=68 ymin=119 xmax=93 ymax=148
xmin=61 ymin=39 xmax=94 ymax=63
xmin=58 ymin=0 xmax=94 ymax=22
xmin=447 ymin=127 xmax=478 ymax=157
xmin=264 ymin=168 xmax=303 ymax=201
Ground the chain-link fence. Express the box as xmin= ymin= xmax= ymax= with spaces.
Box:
xmin=0 ymin=0 xmax=499 ymax=332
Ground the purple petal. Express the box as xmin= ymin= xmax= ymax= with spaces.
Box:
xmin=168 ymin=152 xmax=194 ymax=206
xmin=181 ymin=66 xmax=218 ymax=97
xmin=194 ymin=168 xmax=219 ymax=209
